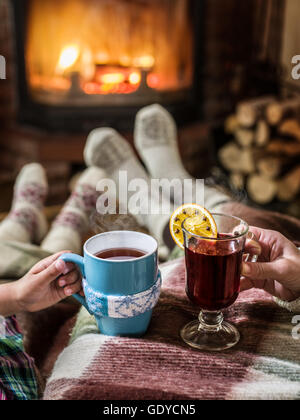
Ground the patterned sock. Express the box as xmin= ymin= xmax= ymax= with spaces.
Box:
xmin=84 ymin=128 xmax=171 ymax=259
xmin=0 ymin=163 xmax=48 ymax=243
xmin=41 ymin=167 xmax=106 ymax=254
xmin=134 ymin=104 xmax=230 ymax=211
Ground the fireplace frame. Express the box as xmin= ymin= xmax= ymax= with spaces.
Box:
xmin=12 ymin=0 xmax=204 ymax=132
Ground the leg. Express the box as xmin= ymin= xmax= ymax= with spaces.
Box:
xmin=84 ymin=128 xmax=172 ymax=259
xmin=0 ymin=164 xmax=48 ymax=244
xmin=134 ymin=104 xmax=231 ymax=211
xmin=41 ymin=167 xmax=105 ymax=254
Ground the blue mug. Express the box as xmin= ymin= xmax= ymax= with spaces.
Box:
xmin=59 ymin=231 xmax=161 ymax=337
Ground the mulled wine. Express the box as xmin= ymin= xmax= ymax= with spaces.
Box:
xmin=95 ymin=248 xmax=146 ymax=261
xmin=185 ymin=234 xmax=243 ymax=311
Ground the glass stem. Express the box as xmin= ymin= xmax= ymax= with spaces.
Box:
xmin=198 ymin=310 xmax=224 ymax=333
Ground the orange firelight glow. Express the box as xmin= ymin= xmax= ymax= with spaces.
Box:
xmin=26 ymin=0 xmax=194 ymax=99
xmin=56 ymin=45 xmax=80 ymax=74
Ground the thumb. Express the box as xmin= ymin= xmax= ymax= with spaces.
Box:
xmin=36 ymin=259 xmax=68 ymax=285
xmin=241 ymin=261 xmax=279 ymax=281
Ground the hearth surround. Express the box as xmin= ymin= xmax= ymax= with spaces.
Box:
xmin=12 ymin=0 xmax=203 ymax=131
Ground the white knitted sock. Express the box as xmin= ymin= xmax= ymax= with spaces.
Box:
xmin=134 ymin=104 xmax=230 ymax=211
xmin=84 ymin=128 xmax=171 ymax=258
xmin=0 ymin=163 xmax=48 ymax=243
xmin=41 ymin=167 xmax=106 ymax=254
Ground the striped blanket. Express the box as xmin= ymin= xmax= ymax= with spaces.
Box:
xmin=44 ymin=257 xmax=300 ymax=400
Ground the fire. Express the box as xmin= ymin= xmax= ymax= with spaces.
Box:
xmin=132 ymin=55 xmax=155 ymax=69
xmin=56 ymin=45 xmax=80 ymax=74
xmin=129 ymin=72 xmax=141 ymax=85
xmin=100 ymin=73 xmax=125 ymax=85
xmin=26 ymin=0 xmax=194 ymax=99
xmin=83 ymin=68 xmax=142 ymax=95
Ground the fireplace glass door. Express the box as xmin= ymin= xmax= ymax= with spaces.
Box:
xmin=25 ymin=0 xmax=195 ymax=107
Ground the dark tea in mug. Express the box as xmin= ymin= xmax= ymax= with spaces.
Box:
xmin=95 ymin=248 xmax=146 ymax=261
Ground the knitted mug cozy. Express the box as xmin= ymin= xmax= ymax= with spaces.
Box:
xmin=82 ymin=270 xmax=162 ymax=319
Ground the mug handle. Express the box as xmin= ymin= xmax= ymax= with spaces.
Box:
xmin=243 ymin=231 xmax=259 ymax=264
xmin=59 ymin=253 xmax=93 ymax=315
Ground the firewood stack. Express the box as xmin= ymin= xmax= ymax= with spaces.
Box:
xmin=218 ymin=96 xmax=300 ymax=205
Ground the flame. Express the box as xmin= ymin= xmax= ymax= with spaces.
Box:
xmin=27 ymin=0 xmax=194 ymax=96
xmin=56 ymin=45 xmax=80 ymax=73
xmin=132 ymin=55 xmax=155 ymax=69
xmin=129 ymin=72 xmax=141 ymax=85
xmin=100 ymin=73 xmax=125 ymax=84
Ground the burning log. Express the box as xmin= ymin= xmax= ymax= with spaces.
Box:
xmin=266 ymin=98 xmax=300 ymax=126
xmin=236 ymin=96 xmax=275 ymax=127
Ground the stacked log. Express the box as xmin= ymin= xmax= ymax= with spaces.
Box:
xmin=219 ymin=95 xmax=300 ymax=205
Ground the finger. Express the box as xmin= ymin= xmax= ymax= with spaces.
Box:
xmin=36 ymin=259 xmax=70 ymax=285
xmin=244 ymin=236 xmax=262 ymax=256
xmin=31 ymin=251 xmax=71 ymax=275
xmin=58 ymin=269 xmax=80 ymax=288
xmin=241 ymin=260 xmax=281 ymax=281
xmin=247 ymin=227 xmax=291 ymax=261
xmin=64 ymin=280 xmax=82 ymax=297
xmin=240 ymin=276 xmax=255 ymax=292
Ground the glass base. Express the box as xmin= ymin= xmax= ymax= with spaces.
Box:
xmin=180 ymin=315 xmax=240 ymax=352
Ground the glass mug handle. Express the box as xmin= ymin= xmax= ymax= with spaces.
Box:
xmin=243 ymin=231 xmax=259 ymax=264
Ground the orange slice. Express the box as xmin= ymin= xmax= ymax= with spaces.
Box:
xmin=169 ymin=204 xmax=218 ymax=249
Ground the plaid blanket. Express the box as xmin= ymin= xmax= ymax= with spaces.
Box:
xmin=1 ymin=200 xmax=300 ymax=400
xmin=44 ymin=258 xmax=300 ymax=401
xmin=0 ymin=316 xmax=38 ymax=400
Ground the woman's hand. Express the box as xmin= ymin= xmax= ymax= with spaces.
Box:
xmin=13 ymin=251 xmax=83 ymax=313
xmin=241 ymin=227 xmax=300 ymax=302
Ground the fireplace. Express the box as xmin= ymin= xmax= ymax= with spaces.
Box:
xmin=12 ymin=0 xmax=203 ymax=131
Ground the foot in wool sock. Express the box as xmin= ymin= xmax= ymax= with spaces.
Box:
xmin=0 ymin=163 xmax=48 ymax=243
xmin=134 ymin=104 xmax=190 ymax=181
xmin=41 ymin=167 xmax=106 ymax=254
xmin=84 ymin=128 xmax=171 ymax=258
xmin=85 ymin=128 xmax=149 ymax=183
xmin=134 ymin=104 xmax=231 ymax=211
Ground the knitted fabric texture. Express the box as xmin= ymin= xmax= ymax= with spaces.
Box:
xmin=82 ymin=271 xmax=162 ymax=318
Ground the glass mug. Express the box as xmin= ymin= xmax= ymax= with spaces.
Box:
xmin=181 ymin=214 xmax=258 ymax=351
